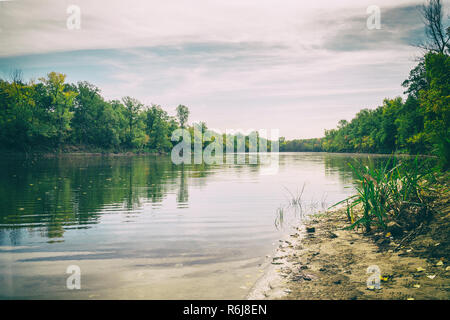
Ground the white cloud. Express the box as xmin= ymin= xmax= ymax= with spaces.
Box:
xmin=0 ymin=0 xmax=424 ymax=56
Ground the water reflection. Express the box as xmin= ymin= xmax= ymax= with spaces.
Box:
xmin=0 ymin=154 xmax=285 ymax=243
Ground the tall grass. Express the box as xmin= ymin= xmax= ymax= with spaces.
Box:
xmin=284 ymin=184 xmax=305 ymax=207
xmin=332 ymin=157 xmax=433 ymax=233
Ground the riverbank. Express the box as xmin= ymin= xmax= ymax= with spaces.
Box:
xmin=0 ymin=147 xmax=167 ymax=158
xmin=248 ymin=191 xmax=450 ymax=300
xmin=0 ymin=148 xmax=437 ymax=158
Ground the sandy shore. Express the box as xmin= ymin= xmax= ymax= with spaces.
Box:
xmin=247 ymin=206 xmax=450 ymax=300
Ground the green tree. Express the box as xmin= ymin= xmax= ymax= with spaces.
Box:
xmin=122 ymin=96 xmax=147 ymax=149
xmin=419 ymin=52 xmax=450 ymax=168
xmin=176 ymin=104 xmax=190 ymax=128
xmin=70 ymin=82 xmax=127 ymax=149
xmin=145 ymin=104 xmax=176 ymax=152
xmin=38 ymin=72 xmax=77 ymax=149
xmin=402 ymin=61 xmax=428 ymax=98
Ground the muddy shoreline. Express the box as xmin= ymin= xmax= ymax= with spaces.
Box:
xmin=248 ymin=205 xmax=450 ymax=300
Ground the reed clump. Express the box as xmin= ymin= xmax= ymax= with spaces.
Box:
xmin=333 ymin=157 xmax=438 ymax=234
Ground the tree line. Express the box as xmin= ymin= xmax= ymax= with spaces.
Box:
xmin=0 ymin=73 xmax=274 ymax=154
xmin=280 ymin=47 xmax=448 ymax=163
xmin=0 ymin=72 xmax=184 ymax=153
xmin=0 ymin=51 xmax=446 ymax=162
xmin=322 ymin=50 xmax=448 ymax=160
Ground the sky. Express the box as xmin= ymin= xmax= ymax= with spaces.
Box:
xmin=0 ymin=0 xmax=445 ymax=139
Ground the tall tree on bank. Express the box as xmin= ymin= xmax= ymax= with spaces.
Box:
xmin=420 ymin=53 xmax=450 ymax=169
xmin=121 ymin=96 xmax=147 ymax=149
xmin=38 ymin=72 xmax=77 ymax=149
xmin=145 ymin=104 xmax=177 ymax=153
xmin=410 ymin=0 xmax=449 ymax=168
xmin=176 ymin=104 xmax=189 ymax=128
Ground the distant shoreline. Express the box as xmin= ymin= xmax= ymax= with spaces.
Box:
xmin=0 ymin=149 xmax=167 ymax=158
xmin=0 ymin=149 xmax=436 ymax=159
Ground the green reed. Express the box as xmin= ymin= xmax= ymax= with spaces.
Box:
xmin=332 ymin=157 xmax=433 ymax=233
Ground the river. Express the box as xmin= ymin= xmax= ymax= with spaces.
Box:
xmin=0 ymin=152 xmax=389 ymax=299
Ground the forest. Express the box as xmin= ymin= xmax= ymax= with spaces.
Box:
xmin=0 ymin=72 xmax=276 ymax=154
xmin=0 ymin=73 xmax=181 ymax=154
xmin=321 ymin=51 xmax=449 ymax=169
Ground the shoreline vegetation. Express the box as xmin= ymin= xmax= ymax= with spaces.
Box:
xmin=0 ymin=149 xmax=439 ymax=158
xmin=248 ymin=156 xmax=449 ymax=300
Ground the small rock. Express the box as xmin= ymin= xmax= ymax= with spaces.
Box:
xmin=306 ymin=227 xmax=316 ymax=233
xmin=303 ymin=274 xmax=314 ymax=281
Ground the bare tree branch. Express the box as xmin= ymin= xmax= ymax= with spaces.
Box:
xmin=418 ymin=0 xmax=450 ymax=54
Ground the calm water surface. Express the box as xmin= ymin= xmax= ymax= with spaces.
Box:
xmin=0 ymin=153 xmax=387 ymax=299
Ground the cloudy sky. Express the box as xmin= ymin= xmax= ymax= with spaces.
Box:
xmin=0 ymin=0 xmax=443 ymax=138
